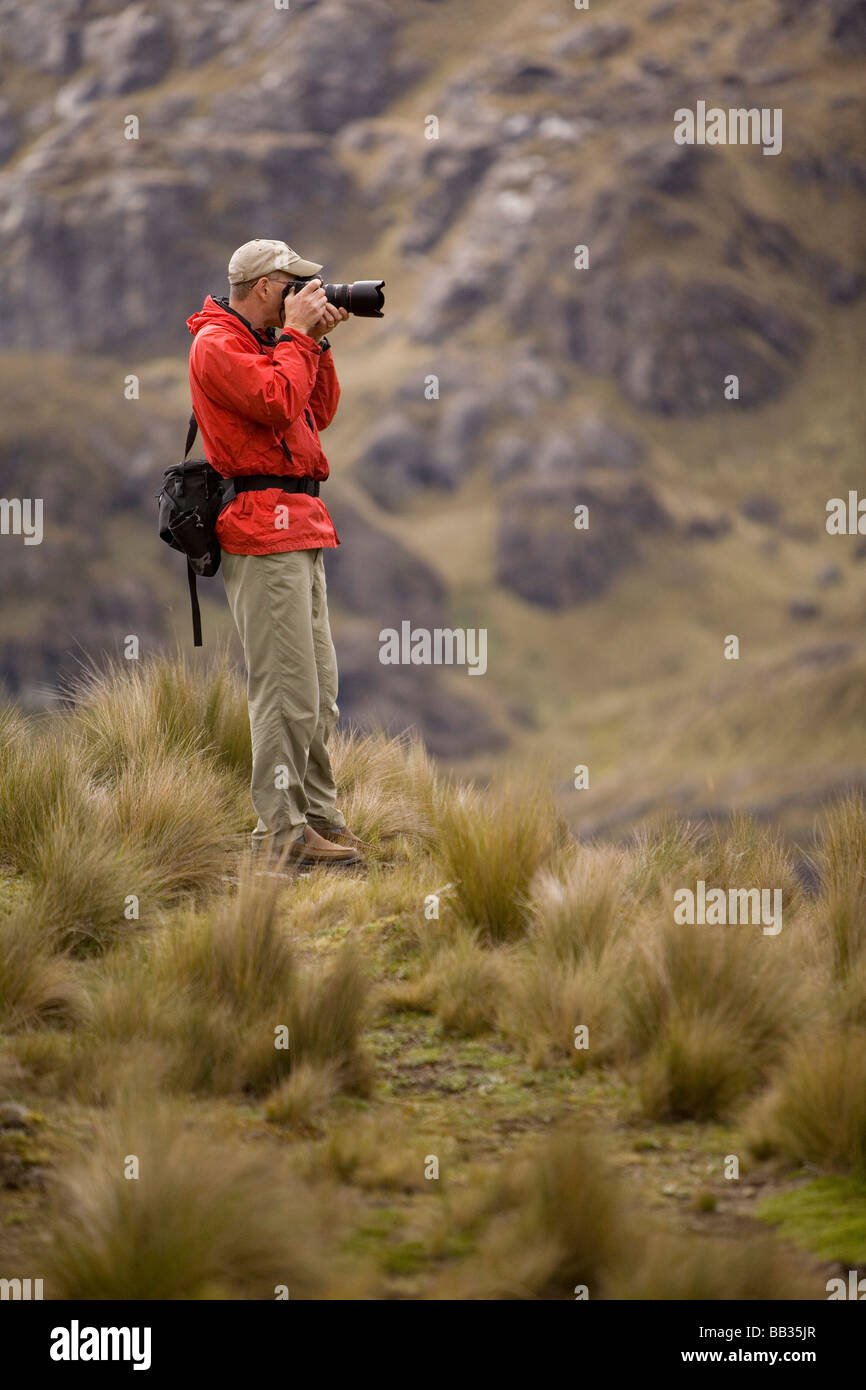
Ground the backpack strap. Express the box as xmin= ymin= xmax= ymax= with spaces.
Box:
xmin=184 ymin=414 xmax=198 ymax=460
xmin=187 ymin=559 xmax=203 ymax=647
xmin=183 ymin=415 xmax=202 ymax=644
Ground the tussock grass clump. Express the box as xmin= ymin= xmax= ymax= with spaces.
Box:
xmin=37 ymin=1095 xmax=329 ymax=1299
xmin=289 ymin=857 xmax=427 ymax=943
xmin=83 ymin=871 xmax=371 ymax=1098
xmin=431 ymin=776 xmax=567 ymax=944
xmin=327 ymin=727 xmax=437 ymax=843
xmin=381 ymin=929 xmax=506 ymax=1036
xmin=501 ymin=948 xmax=621 ymax=1071
xmin=384 ymin=843 xmax=628 ymax=1060
xmin=626 ymin=813 xmax=802 ymax=925
xmin=696 ymin=813 xmax=804 ymax=918
xmin=0 ymin=716 xmax=93 ymax=873
xmin=608 ymin=1231 xmax=816 ymax=1300
xmin=0 ymin=903 xmax=85 ymax=1032
xmin=619 ymin=905 xmax=807 ymax=1119
xmin=310 ymin=1111 xmax=454 ymax=1192
xmin=105 ymin=749 xmax=240 ymax=899
xmin=498 ymin=846 xmax=628 ymax=1068
xmin=29 ymin=808 xmax=151 ymax=955
xmin=746 ymin=1030 xmax=866 ymax=1175
xmin=622 ymin=908 xmax=802 ymax=1063
xmin=20 ymin=759 xmax=237 ymax=955
xmin=264 ymin=1060 xmax=341 ymax=1128
xmin=286 ymin=943 xmax=372 ymax=1092
xmin=638 ymin=1013 xmax=754 ymax=1121
xmin=810 ymin=792 xmax=866 ymax=977
xmin=438 ymin=1127 xmax=626 ymax=1299
xmin=528 ymin=845 xmax=627 ymax=965
xmin=69 ymin=648 xmax=251 ymax=782
xmin=429 ymin=934 xmax=506 ymax=1036
xmin=626 ymin=814 xmax=703 ymax=904
xmin=834 ymin=952 xmax=866 ymax=1027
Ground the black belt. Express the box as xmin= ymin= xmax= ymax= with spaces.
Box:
xmin=222 ymin=473 xmax=320 ymax=504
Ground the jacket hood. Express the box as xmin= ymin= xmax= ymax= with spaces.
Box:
xmin=186 ymin=295 xmax=277 ymax=346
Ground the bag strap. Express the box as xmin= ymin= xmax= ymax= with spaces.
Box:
xmin=187 ymin=559 xmax=203 ymax=647
xmin=183 ymin=416 xmax=203 ymax=645
xmin=184 ymin=414 xmax=198 ymax=460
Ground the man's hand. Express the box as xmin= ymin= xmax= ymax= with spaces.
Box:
xmin=308 ymin=302 xmax=349 ymax=343
xmin=280 ymin=279 xmax=330 ymax=337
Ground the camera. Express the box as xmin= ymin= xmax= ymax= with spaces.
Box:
xmin=283 ymin=275 xmax=385 ymax=319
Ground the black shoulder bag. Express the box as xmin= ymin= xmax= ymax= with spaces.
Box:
xmin=156 ymin=415 xmax=226 ymax=647
xmin=157 ymin=414 xmax=323 ymax=646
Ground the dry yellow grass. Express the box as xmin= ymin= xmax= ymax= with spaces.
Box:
xmin=1 ymin=655 xmax=863 ymax=1299
xmin=39 ymin=1092 xmax=334 ymax=1299
xmin=746 ymin=1029 xmax=866 ymax=1175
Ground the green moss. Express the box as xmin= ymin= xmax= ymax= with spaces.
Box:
xmin=757 ymin=1178 xmax=866 ymax=1266
xmin=341 ymin=1207 xmax=408 ymax=1260
xmin=0 ymin=1130 xmax=50 ymax=1165
xmin=382 ymin=1240 xmax=429 ymax=1276
xmin=694 ymin=1190 xmax=717 ymax=1213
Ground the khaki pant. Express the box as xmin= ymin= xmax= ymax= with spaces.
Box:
xmin=221 ymin=546 xmax=346 ymax=852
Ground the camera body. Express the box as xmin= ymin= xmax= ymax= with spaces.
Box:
xmin=283 ymin=276 xmax=385 ymax=319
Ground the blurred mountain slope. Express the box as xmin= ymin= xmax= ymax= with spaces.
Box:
xmin=0 ymin=0 xmax=864 ymax=831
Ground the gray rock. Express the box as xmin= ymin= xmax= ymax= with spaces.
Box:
xmin=211 ymin=0 xmax=401 ymax=137
xmin=325 ymin=501 xmax=446 ymax=631
xmin=522 ymin=433 xmax=576 ymax=484
xmin=0 ymin=1102 xmax=32 ymax=1130
xmin=789 ymin=598 xmax=821 ymax=620
xmin=731 ymin=208 xmax=864 ymax=304
xmin=576 ymin=415 xmax=646 ymax=471
xmin=54 ymin=74 xmax=103 ymax=120
xmin=0 ymin=0 xmax=84 ymax=74
xmin=640 ymin=55 xmax=674 ymax=78
xmin=437 ymin=392 xmax=489 ymax=461
xmin=0 ymin=98 xmax=17 ymax=166
xmin=494 ymin=355 xmax=568 ymax=417
xmin=830 ymin=0 xmax=866 ymax=53
xmin=684 ymin=512 xmax=732 ymax=539
xmin=352 ymin=415 xmax=441 ymax=510
xmin=494 ymin=59 xmax=561 ymax=95
xmin=636 ymin=145 xmax=703 ymax=195
xmin=791 ymin=150 xmax=866 ymax=195
xmin=336 ymin=631 xmax=505 ymax=758
xmin=740 ymin=494 xmax=782 ymax=524
xmin=816 ymin=564 xmax=844 ymax=586
xmin=554 ymin=24 xmax=632 ymax=60
xmin=83 ymin=8 xmax=173 ymax=96
xmin=173 ymin=2 xmax=252 ymax=66
xmin=402 ymin=141 xmax=495 ymax=255
xmin=795 ymin=642 xmax=853 ymax=667
xmin=564 ymin=269 xmax=810 ymax=414
xmin=496 ymin=478 xmax=669 ymax=608
xmin=490 ymin=435 xmax=533 ymax=481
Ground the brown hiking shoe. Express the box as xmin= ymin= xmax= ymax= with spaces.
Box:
xmin=307 ymin=824 xmax=375 ymax=853
xmin=284 ymin=824 xmax=362 ymax=867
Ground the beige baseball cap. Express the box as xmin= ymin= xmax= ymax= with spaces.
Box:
xmin=227 ymin=238 xmax=322 ymax=285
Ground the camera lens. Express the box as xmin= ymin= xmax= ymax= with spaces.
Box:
xmin=323 ymin=281 xmax=385 ymax=318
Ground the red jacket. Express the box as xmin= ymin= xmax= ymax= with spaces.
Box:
xmin=186 ymin=295 xmax=340 ymax=555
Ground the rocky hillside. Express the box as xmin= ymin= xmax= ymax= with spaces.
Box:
xmin=0 ymin=0 xmax=865 ymax=830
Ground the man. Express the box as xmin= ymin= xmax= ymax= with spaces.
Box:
xmin=187 ymin=237 xmax=367 ymax=869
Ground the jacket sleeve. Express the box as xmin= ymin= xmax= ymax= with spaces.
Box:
xmin=308 ymin=346 xmax=341 ymax=430
xmin=191 ymin=328 xmax=320 ymax=427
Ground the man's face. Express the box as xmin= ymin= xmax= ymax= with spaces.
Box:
xmin=258 ymin=272 xmax=291 ymax=328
